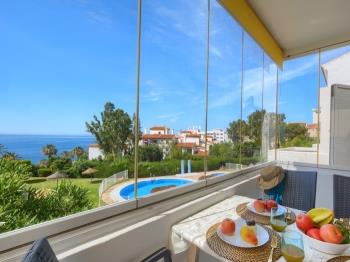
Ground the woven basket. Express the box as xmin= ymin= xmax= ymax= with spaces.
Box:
xmin=206 ymin=223 xmax=281 ymax=262
xmin=236 ymin=202 xmax=296 ymax=225
xmin=327 ymin=256 xmax=350 ymax=262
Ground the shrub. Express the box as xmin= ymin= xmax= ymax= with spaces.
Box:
xmin=95 ymin=158 xmax=130 ymax=178
xmin=0 ymin=171 xmax=92 ymax=233
xmin=0 ymin=159 xmax=33 ymax=178
xmin=139 ymin=145 xmax=163 ymax=162
xmin=25 ymin=178 xmax=47 ymax=184
xmin=37 ymin=168 xmax=52 ymax=177
xmin=50 ymin=157 xmax=72 ymax=172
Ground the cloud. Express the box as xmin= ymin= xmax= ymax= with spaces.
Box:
xmin=144 ymin=0 xmax=207 ymax=43
xmin=142 ymin=87 xmax=165 ymax=102
xmin=208 ymin=56 xmax=320 ymax=110
xmin=86 ymin=11 xmax=112 ymax=25
xmin=210 ymin=45 xmax=222 ymax=58
xmin=157 ymin=112 xmax=184 ymax=123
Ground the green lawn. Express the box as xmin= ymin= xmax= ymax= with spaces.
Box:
xmin=27 ymin=178 xmax=101 ymax=207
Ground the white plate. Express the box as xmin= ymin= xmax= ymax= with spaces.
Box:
xmin=247 ymin=202 xmax=287 ymax=217
xmin=216 ymin=218 xmax=269 ymax=248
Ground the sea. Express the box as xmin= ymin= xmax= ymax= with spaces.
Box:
xmin=0 ymin=134 xmax=95 ymax=164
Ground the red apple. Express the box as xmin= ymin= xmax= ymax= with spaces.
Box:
xmin=307 ymin=228 xmax=323 ymax=241
xmin=266 ymin=200 xmax=278 ymax=212
xmin=253 ymin=199 xmax=266 ymax=213
xmin=296 ymin=214 xmax=314 ymax=232
xmin=320 ymin=224 xmax=344 ymax=244
xmin=220 ymin=218 xmax=235 ymax=236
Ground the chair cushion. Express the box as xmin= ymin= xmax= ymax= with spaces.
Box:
xmin=22 ymin=238 xmax=58 ymax=262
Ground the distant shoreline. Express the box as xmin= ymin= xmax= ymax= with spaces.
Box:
xmin=0 ymin=134 xmax=93 ymax=137
xmin=0 ymin=134 xmax=95 ymax=164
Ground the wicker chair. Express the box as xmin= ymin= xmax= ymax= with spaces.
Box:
xmin=22 ymin=238 xmax=58 ymax=262
xmin=281 ymin=170 xmax=317 ymax=211
xmin=141 ymin=247 xmax=172 ymax=262
xmin=333 ymin=174 xmax=350 ymax=218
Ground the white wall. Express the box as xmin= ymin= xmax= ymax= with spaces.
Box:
xmin=88 ymin=147 xmax=104 ymax=160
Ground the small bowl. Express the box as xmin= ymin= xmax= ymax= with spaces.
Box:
xmin=298 ymin=228 xmax=350 ymax=255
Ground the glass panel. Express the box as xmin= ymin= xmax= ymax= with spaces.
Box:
xmin=0 ymin=1 xmax=137 ymax=233
xmin=278 ymin=53 xmax=319 ymax=164
xmin=242 ymin=33 xmax=263 ymax=166
xmin=262 ymin=55 xmax=278 ymax=162
xmin=135 ymin=0 xmax=207 ymax=200
xmin=320 ymin=45 xmax=350 ymax=167
xmin=207 ymin=0 xmax=243 ymax=177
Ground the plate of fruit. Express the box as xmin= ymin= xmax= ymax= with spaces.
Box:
xmin=296 ymin=208 xmax=350 ymax=255
xmin=247 ymin=198 xmax=287 ymax=217
xmin=217 ymin=218 xmax=269 ymax=248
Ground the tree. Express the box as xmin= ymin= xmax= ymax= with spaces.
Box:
xmin=139 ymin=144 xmax=163 ymax=162
xmin=51 ymin=157 xmax=72 ymax=172
xmin=62 ymin=151 xmax=72 ymax=159
xmin=167 ymin=142 xmax=184 ymax=160
xmin=1 ymin=152 xmax=20 ymax=161
xmin=71 ymin=146 xmax=85 ymax=160
xmin=284 ymin=123 xmax=308 ymax=142
xmin=227 ymin=119 xmax=248 ymax=143
xmin=209 ymin=143 xmax=234 ymax=159
xmin=86 ymin=102 xmax=132 ymax=159
xmin=247 ymin=110 xmax=266 ymax=146
xmin=42 ymin=144 xmax=57 ymax=159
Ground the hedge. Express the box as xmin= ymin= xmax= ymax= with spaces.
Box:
xmin=88 ymin=157 xmax=261 ymax=179
xmin=37 ymin=168 xmax=52 ymax=177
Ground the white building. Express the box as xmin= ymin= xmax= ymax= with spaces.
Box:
xmin=211 ymin=128 xmax=229 ymax=143
xmin=147 ymin=126 xmax=173 ymax=135
xmin=141 ymin=126 xmax=176 ymax=158
xmin=88 ymin=144 xmax=104 ymax=160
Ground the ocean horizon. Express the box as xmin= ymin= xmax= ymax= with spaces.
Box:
xmin=0 ymin=134 xmax=95 ymax=164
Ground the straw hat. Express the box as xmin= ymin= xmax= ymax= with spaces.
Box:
xmin=258 ymin=166 xmax=284 ymax=190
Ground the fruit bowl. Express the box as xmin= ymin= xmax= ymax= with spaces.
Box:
xmin=298 ymin=227 xmax=350 ymax=255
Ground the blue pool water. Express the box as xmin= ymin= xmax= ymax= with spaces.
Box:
xmin=119 ymin=178 xmax=193 ymax=200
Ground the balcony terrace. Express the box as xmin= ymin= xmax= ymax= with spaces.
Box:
xmin=1 ymin=0 xmax=350 ymax=262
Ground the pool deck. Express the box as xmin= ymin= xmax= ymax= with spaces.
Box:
xmin=101 ymin=170 xmax=231 ymax=205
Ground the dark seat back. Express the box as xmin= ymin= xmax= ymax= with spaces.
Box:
xmin=333 ymin=174 xmax=350 ymax=218
xmin=282 ymin=170 xmax=317 ymax=211
xmin=141 ymin=247 xmax=172 ymax=262
xmin=22 ymin=238 xmax=58 ymax=262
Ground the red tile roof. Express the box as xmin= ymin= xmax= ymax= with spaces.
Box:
xmin=186 ymin=134 xmax=200 ymax=138
xmin=142 ymin=134 xmax=175 ymax=140
xmin=176 ymin=142 xmax=197 ymax=148
xmin=307 ymin=123 xmax=318 ymax=129
xmin=150 ymin=126 xmax=169 ymax=131
xmin=89 ymin=144 xmax=100 ymax=148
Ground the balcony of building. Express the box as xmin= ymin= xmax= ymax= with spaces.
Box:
xmin=1 ymin=0 xmax=350 ymax=261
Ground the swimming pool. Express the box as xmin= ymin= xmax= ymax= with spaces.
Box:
xmin=116 ymin=178 xmax=194 ymax=200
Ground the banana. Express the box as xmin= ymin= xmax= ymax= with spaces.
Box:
xmin=317 ymin=214 xmax=334 ymax=226
xmin=307 ymin=208 xmax=334 ymax=226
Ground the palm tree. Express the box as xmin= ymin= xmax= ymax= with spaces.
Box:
xmin=42 ymin=144 xmax=57 ymax=159
xmin=72 ymin=146 xmax=85 ymax=160
xmin=62 ymin=151 xmax=72 ymax=159
xmin=0 ymin=144 xmax=6 ymax=157
xmin=2 ymin=152 xmax=20 ymax=160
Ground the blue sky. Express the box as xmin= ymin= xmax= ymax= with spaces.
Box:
xmin=1 ymin=0 xmax=350 ymax=135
